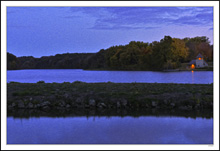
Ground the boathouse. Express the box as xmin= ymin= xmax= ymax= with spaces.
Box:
xmin=188 ymin=53 xmax=208 ymax=69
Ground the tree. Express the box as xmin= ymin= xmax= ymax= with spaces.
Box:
xmin=196 ymin=42 xmax=212 ymax=61
xmin=171 ymin=38 xmax=189 ymax=62
xmin=184 ymin=36 xmax=212 ymax=61
xmin=7 ymin=52 xmax=19 ymax=70
xmin=159 ymin=36 xmax=173 ymax=63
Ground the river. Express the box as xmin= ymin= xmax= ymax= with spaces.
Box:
xmin=7 ymin=115 xmax=213 ymax=144
xmin=7 ymin=69 xmax=213 ymax=84
xmin=7 ymin=69 xmax=213 ymax=144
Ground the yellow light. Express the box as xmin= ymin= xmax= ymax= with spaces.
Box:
xmin=199 ymin=58 xmax=201 ymax=60
xmin=192 ymin=70 xmax=194 ymax=72
xmin=191 ymin=64 xmax=195 ymax=69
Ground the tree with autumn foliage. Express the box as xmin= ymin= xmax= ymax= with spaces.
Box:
xmin=7 ymin=36 xmax=213 ymax=71
xmin=171 ymin=38 xmax=189 ymax=62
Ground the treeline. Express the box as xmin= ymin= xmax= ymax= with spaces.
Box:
xmin=7 ymin=36 xmax=213 ymax=70
xmin=7 ymin=53 xmax=95 ymax=70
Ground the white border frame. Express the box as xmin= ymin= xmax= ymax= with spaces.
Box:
xmin=1 ymin=1 xmax=219 ymax=150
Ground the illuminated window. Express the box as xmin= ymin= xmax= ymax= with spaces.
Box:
xmin=198 ymin=58 xmax=201 ymax=60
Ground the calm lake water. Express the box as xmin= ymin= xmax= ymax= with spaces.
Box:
xmin=7 ymin=69 xmax=213 ymax=84
xmin=7 ymin=69 xmax=213 ymax=144
xmin=7 ymin=116 xmax=213 ymax=144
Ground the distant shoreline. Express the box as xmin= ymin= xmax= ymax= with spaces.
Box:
xmin=7 ymin=67 xmax=213 ymax=71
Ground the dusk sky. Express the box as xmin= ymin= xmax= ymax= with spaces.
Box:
xmin=7 ymin=7 xmax=213 ymax=57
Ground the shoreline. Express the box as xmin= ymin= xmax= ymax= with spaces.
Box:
xmin=7 ymin=82 xmax=213 ymax=112
xmin=8 ymin=108 xmax=213 ymax=119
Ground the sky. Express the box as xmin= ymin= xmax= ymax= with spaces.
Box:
xmin=7 ymin=7 xmax=213 ymax=57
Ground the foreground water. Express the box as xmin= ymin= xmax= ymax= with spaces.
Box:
xmin=7 ymin=115 xmax=213 ymax=144
xmin=7 ymin=69 xmax=213 ymax=84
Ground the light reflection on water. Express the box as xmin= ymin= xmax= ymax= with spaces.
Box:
xmin=192 ymin=70 xmax=194 ymax=84
xmin=7 ymin=116 xmax=213 ymax=144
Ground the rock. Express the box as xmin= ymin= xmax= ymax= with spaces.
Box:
xmin=117 ymin=102 xmax=121 ymax=108
xmin=121 ymin=99 xmax=127 ymax=106
xmin=89 ymin=99 xmax=96 ymax=106
xmin=42 ymin=105 xmax=50 ymax=110
xmin=35 ymin=104 xmax=41 ymax=108
xmin=76 ymin=97 xmax=83 ymax=104
xmin=151 ymin=101 xmax=157 ymax=107
xmin=163 ymin=99 xmax=168 ymax=105
xmin=97 ymin=103 xmax=102 ymax=108
xmin=71 ymin=101 xmax=76 ymax=107
xmin=18 ymin=101 xmax=25 ymax=108
xmin=97 ymin=102 xmax=106 ymax=108
xmin=11 ymin=103 xmax=16 ymax=107
xmin=85 ymin=104 xmax=90 ymax=108
xmin=40 ymin=101 xmax=50 ymax=107
xmin=100 ymin=103 xmax=106 ymax=108
xmin=145 ymin=104 xmax=149 ymax=108
xmin=28 ymin=102 xmax=34 ymax=108
xmin=178 ymin=106 xmax=188 ymax=110
xmin=75 ymin=97 xmax=85 ymax=108
xmin=187 ymin=105 xmax=192 ymax=110
xmin=108 ymin=104 xmax=113 ymax=108
xmin=48 ymin=95 xmax=56 ymax=101
xmin=64 ymin=93 xmax=70 ymax=99
xmin=29 ymin=97 xmax=33 ymax=101
xmin=66 ymin=104 xmax=71 ymax=108
xmin=59 ymin=101 xmax=66 ymax=107
xmin=170 ymin=103 xmax=175 ymax=107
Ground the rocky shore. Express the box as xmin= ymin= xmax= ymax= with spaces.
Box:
xmin=7 ymin=108 xmax=213 ymax=119
xmin=7 ymin=82 xmax=213 ymax=111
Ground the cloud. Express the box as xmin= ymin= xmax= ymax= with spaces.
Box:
xmin=61 ymin=15 xmax=80 ymax=19
xmin=68 ymin=7 xmax=213 ymax=30
xmin=89 ymin=24 xmax=159 ymax=30
xmin=196 ymin=13 xmax=213 ymax=22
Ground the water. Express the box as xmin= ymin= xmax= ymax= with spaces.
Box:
xmin=7 ymin=69 xmax=213 ymax=84
xmin=7 ymin=69 xmax=213 ymax=144
xmin=7 ymin=116 xmax=213 ymax=144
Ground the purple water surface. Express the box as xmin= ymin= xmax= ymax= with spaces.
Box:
xmin=7 ymin=69 xmax=213 ymax=84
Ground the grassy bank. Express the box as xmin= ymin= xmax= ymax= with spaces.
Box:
xmin=177 ymin=62 xmax=213 ymax=71
xmin=7 ymin=82 xmax=213 ymax=111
